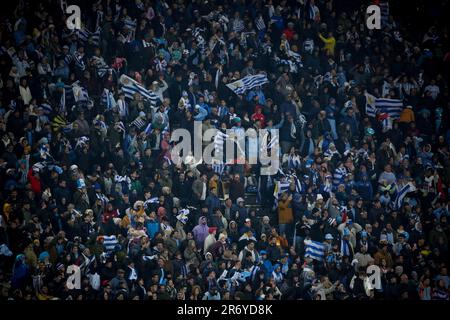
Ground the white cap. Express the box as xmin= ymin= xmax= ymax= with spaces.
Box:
xmin=316 ymin=194 xmax=323 ymax=201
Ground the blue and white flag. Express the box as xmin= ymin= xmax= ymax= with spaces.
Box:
xmin=92 ymin=56 xmax=111 ymax=78
xmin=144 ymin=197 xmax=159 ymax=209
xmin=102 ymin=88 xmax=116 ymax=110
xmin=103 ymin=235 xmax=119 ymax=251
xmin=75 ymin=136 xmax=89 ymax=149
xmin=365 ymin=93 xmax=403 ymax=119
xmin=72 ymin=83 xmax=90 ymax=103
xmin=226 ymin=74 xmax=269 ymax=95
xmin=379 ymin=1 xmax=389 ymax=26
xmin=123 ymin=17 xmax=137 ymax=42
xmin=375 ymin=98 xmax=404 ymax=119
xmin=394 ymin=182 xmax=416 ymax=209
xmin=176 ymin=208 xmax=190 ymax=224
xmin=304 ymin=240 xmax=326 ymax=261
xmin=130 ymin=116 xmax=146 ymax=130
xmin=213 ymin=162 xmax=226 ymax=175
xmin=333 ymin=166 xmax=347 ymax=187
xmin=255 ymin=15 xmax=266 ymax=31
xmin=272 ymin=174 xmax=301 ymax=208
xmin=214 ymin=130 xmax=228 ymax=161
xmin=40 ymin=103 xmax=53 ymax=114
xmin=119 ymin=75 xmax=160 ymax=106
xmin=365 ymin=92 xmax=377 ymax=117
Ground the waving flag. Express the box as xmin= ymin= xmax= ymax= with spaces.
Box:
xmin=394 ymin=182 xmax=416 ymax=209
xmin=272 ymin=173 xmax=301 ymax=209
xmin=103 ymin=235 xmax=119 ymax=251
xmin=365 ymin=93 xmax=377 ymax=117
xmin=176 ymin=208 xmax=190 ymax=224
xmin=119 ymin=75 xmax=160 ymax=106
xmin=214 ymin=130 xmax=228 ymax=160
xmin=375 ymin=98 xmax=404 ymax=119
xmin=144 ymin=197 xmax=159 ymax=209
xmin=130 ymin=116 xmax=147 ymax=130
xmin=304 ymin=240 xmax=326 ymax=261
xmin=102 ymin=88 xmax=116 ymax=110
xmin=226 ymin=74 xmax=269 ymax=95
xmin=72 ymin=83 xmax=90 ymax=103
xmin=255 ymin=15 xmax=266 ymax=31
xmin=365 ymin=93 xmax=404 ymax=119
xmin=77 ymin=26 xmax=101 ymax=45
xmin=92 ymin=56 xmax=112 ymax=78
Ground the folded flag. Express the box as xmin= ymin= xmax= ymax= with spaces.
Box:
xmin=226 ymin=74 xmax=269 ymax=95
xmin=304 ymin=239 xmax=326 ymax=261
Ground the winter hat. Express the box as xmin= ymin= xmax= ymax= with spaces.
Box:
xmin=327 ymin=217 xmax=336 ymax=226
xmin=209 ymin=227 xmax=217 ymax=234
xmin=38 ymin=251 xmax=50 ymax=261
xmin=76 ymin=178 xmax=86 ymax=189
xmin=379 ymin=234 xmax=388 ymax=244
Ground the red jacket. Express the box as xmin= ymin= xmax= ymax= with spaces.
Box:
xmin=27 ymin=169 xmax=41 ymax=194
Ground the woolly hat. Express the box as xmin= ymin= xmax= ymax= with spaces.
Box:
xmin=379 ymin=234 xmax=388 ymax=244
xmin=232 ymin=117 xmax=241 ymax=124
xmin=208 ymin=227 xmax=217 ymax=234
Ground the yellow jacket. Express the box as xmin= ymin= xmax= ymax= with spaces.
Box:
xmin=399 ymin=108 xmax=415 ymax=123
xmin=278 ymin=198 xmax=294 ymax=224
xmin=319 ymin=34 xmax=336 ymax=56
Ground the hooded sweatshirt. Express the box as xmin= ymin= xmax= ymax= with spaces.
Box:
xmin=193 ymin=216 xmax=209 ymax=248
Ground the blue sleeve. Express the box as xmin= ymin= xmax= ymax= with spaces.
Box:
xmin=273 ymin=118 xmax=285 ymax=129
xmin=193 ymin=107 xmax=208 ymax=121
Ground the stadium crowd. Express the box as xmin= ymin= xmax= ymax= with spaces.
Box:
xmin=0 ymin=0 xmax=449 ymax=300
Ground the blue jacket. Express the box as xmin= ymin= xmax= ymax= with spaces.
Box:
xmin=193 ymin=105 xmax=208 ymax=121
xmin=355 ymin=180 xmax=373 ymax=200
xmin=261 ymin=259 xmax=274 ymax=279
xmin=146 ymin=219 xmax=160 ymax=239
